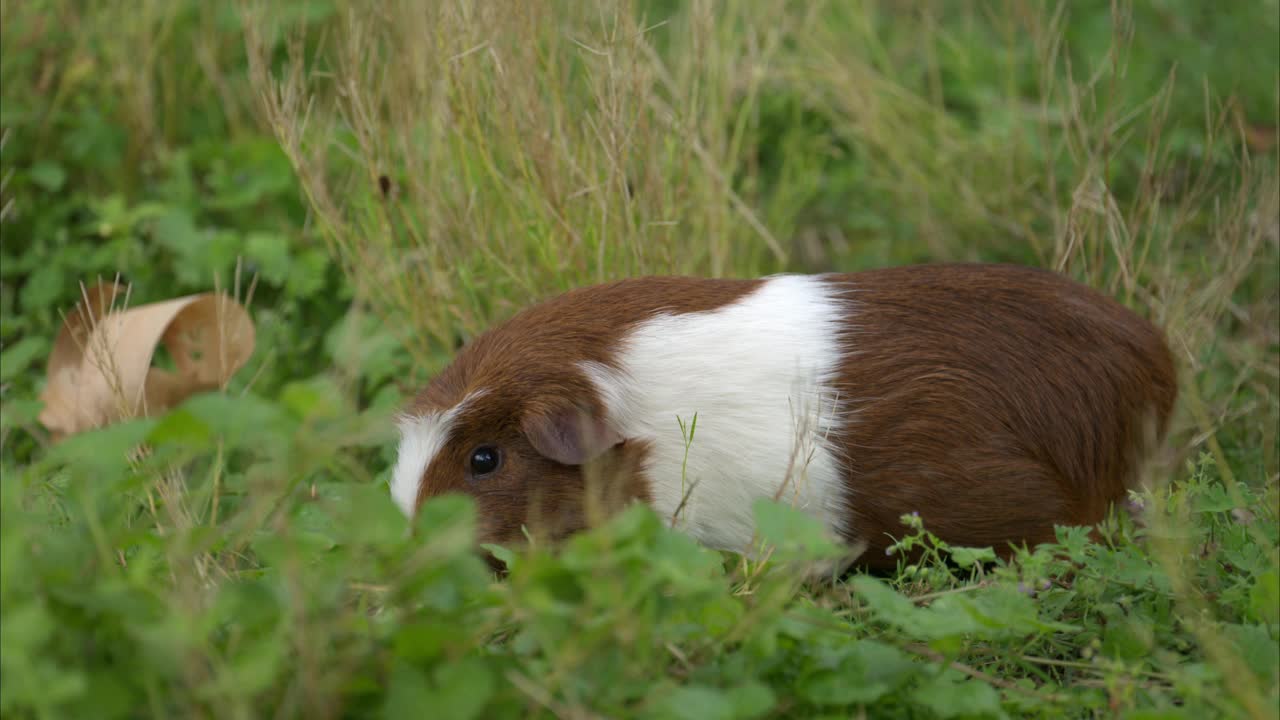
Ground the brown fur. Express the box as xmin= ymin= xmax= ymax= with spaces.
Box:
xmin=821 ymin=264 xmax=1176 ymax=569
xmin=404 ymin=264 xmax=1177 ymax=568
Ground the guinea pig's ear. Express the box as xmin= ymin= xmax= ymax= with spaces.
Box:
xmin=522 ymin=402 xmax=622 ymax=466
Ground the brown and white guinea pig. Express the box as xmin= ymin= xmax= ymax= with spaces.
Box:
xmin=390 ymin=263 xmax=1177 ymax=571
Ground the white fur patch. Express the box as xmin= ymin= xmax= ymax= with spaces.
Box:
xmin=581 ymin=274 xmax=851 ymax=554
xmin=390 ymin=391 xmax=485 ymax=517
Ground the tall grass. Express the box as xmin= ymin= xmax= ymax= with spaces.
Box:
xmin=247 ymin=0 xmax=1277 ymax=380
xmin=247 ymin=0 xmax=819 ymax=365
xmin=2 ymin=0 xmax=1277 ymax=717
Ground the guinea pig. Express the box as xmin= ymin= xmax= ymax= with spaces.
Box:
xmin=390 ymin=263 xmax=1177 ymax=571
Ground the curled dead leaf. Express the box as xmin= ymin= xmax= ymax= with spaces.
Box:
xmin=37 ymin=281 xmax=255 ymax=441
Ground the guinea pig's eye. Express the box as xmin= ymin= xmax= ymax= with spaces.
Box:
xmin=468 ymin=445 xmax=502 ymax=477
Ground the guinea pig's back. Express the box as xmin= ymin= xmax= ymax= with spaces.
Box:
xmin=822 ymin=263 xmax=1177 ymax=567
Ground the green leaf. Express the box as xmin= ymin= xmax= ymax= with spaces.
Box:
xmin=180 ymin=392 xmax=295 ymax=450
xmin=145 ymin=407 xmax=213 ymax=449
xmin=480 ymin=542 xmax=517 ymax=572
xmin=280 ymin=375 xmax=348 ymax=421
xmin=725 ymin=682 xmax=776 ymax=719
xmin=393 ymin=620 xmax=460 ymax=663
xmin=46 ymin=417 xmax=158 ymax=480
xmin=203 ymin=230 xmax=246 ymax=284
xmin=0 ymin=336 xmax=49 ymax=381
xmin=66 ymin=668 xmax=135 ymax=720
xmin=753 ymin=498 xmax=844 ymax=562
xmin=245 ymin=232 xmax=291 ymax=285
xmin=428 ymin=657 xmax=495 ymax=720
xmin=965 ymin=584 xmax=1078 ymax=636
xmin=412 ymin=494 xmax=478 ymax=557
xmin=851 ymin=577 xmax=980 ymax=640
xmin=150 ymin=209 xmax=212 ymax=287
xmin=382 ymin=663 xmax=432 ymax=720
xmin=20 ymin=262 xmax=64 ymax=310
xmin=336 ymin=482 xmax=414 ymax=549
xmin=204 ymin=631 xmax=285 ymax=698
xmin=697 ymin=593 xmax=746 ymax=637
xmin=1248 ymin=569 xmax=1279 ymax=625
xmin=1122 ymin=710 xmax=1192 ymax=720
xmin=285 ymin=248 xmax=329 ymax=298
xmin=0 ymin=602 xmax=56 ymax=662
xmin=1100 ymin=609 xmax=1154 ymax=661
xmin=28 ymin=161 xmax=67 ymax=192
xmin=1193 ymin=484 xmax=1235 ymax=514
xmin=949 ymin=546 xmax=998 ymax=568
xmin=1223 ymin=623 xmax=1280 ymax=682
xmin=652 ymin=685 xmax=735 ymax=720
xmin=324 ymin=307 xmax=406 ymax=384
xmin=914 ymin=670 xmax=1006 ymax=719
xmin=799 ymin=640 xmax=918 ymax=706
xmin=0 ymin=397 xmax=43 ymax=430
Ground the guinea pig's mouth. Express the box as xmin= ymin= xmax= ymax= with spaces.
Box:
xmin=473 ymin=529 xmax=578 ymax=579
xmin=472 ymin=513 xmax=595 ymax=579
xmin=479 ymin=547 xmax=510 ymax=577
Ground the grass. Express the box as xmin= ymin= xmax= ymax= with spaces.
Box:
xmin=1 ymin=0 xmax=1278 ymax=718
